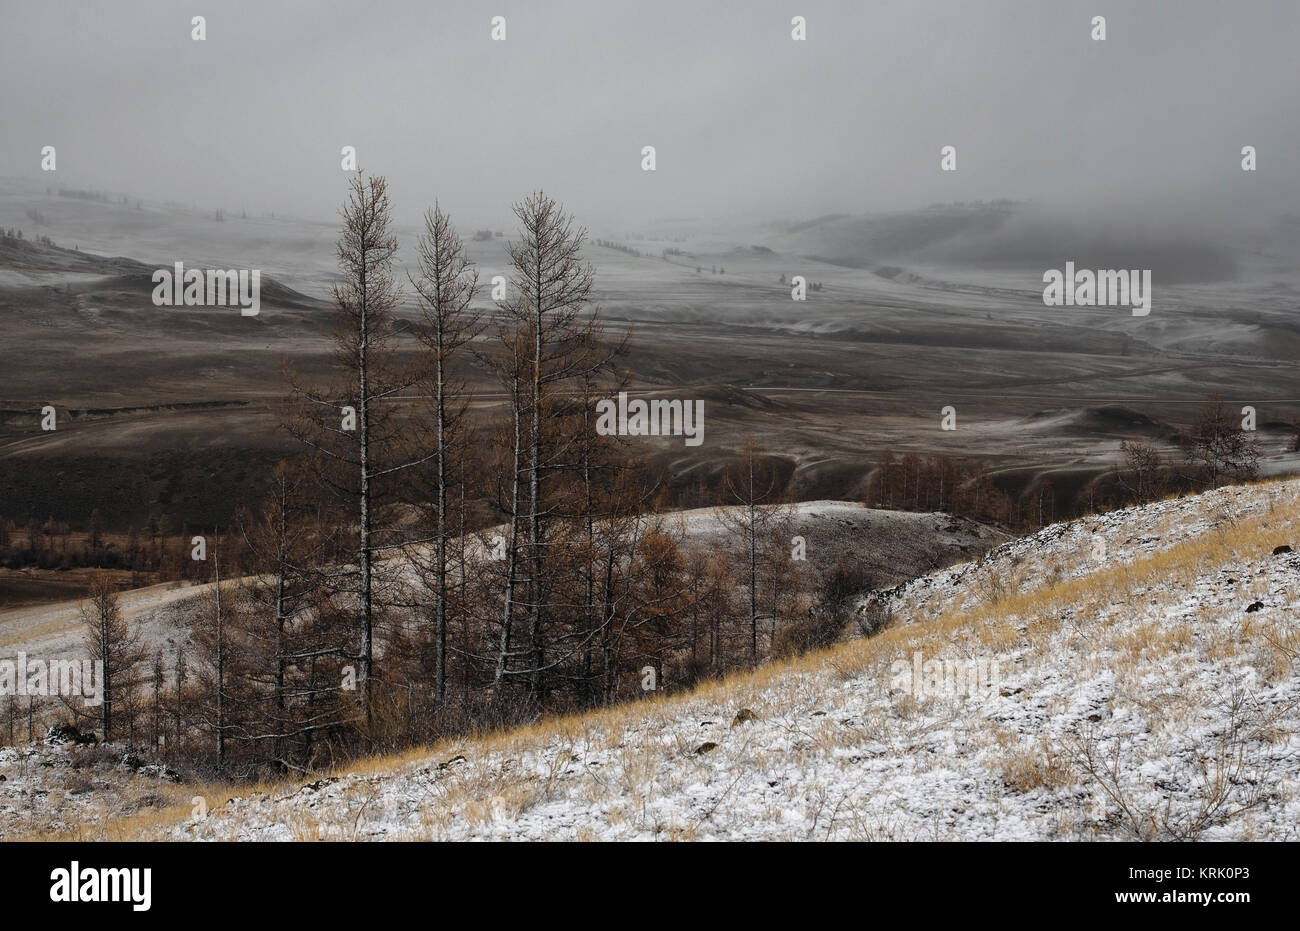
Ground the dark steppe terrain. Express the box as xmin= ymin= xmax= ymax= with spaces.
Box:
xmin=3 ymin=180 xmax=1299 ymax=534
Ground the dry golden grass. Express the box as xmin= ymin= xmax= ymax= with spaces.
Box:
xmin=1112 ymin=620 xmax=1195 ymax=663
xmin=12 ymin=774 xmax=290 ymax=842
xmin=998 ymin=740 xmax=1075 ymax=792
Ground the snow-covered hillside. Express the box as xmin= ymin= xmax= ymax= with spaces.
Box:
xmin=10 ymin=480 xmax=1300 ymax=841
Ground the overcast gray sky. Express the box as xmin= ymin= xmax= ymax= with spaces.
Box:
xmin=2 ymin=0 xmax=1297 ymax=230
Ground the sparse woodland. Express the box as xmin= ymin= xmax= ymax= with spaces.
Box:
xmin=0 ymin=176 xmax=1265 ymax=783
xmin=2 ymin=175 xmax=824 ymax=777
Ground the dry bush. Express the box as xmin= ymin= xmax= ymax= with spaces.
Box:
xmin=1068 ymin=692 xmax=1276 ymax=841
xmin=68 ymin=743 xmax=120 ymax=769
xmin=968 ymin=558 xmax=1025 ymax=608
xmin=999 ymin=740 xmax=1073 ymax=792
xmin=61 ymin=772 xmax=96 ymax=795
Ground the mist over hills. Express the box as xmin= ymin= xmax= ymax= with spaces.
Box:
xmin=2 ymin=177 xmax=1299 ymax=538
xmin=782 ymin=202 xmax=1250 ymax=284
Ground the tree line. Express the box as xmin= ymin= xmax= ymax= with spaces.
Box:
xmin=865 ymin=395 xmax=1263 ymax=529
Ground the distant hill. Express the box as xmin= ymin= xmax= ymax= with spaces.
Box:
xmin=0 ymin=233 xmax=147 ymax=276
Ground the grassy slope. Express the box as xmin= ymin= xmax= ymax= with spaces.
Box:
xmin=10 ymin=479 xmax=1300 ymax=841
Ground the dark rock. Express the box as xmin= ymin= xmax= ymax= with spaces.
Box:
xmin=1273 ymin=545 xmax=1292 ymax=555
xmin=694 ymin=742 xmax=718 ymax=755
xmin=1246 ymin=601 xmax=1265 ymax=613
xmin=133 ymin=763 xmax=182 ymax=783
xmin=44 ymin=723 xmax=95 ymax=746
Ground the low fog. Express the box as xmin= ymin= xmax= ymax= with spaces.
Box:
xmin=2 ymin=0 xmax=1298 ymax=246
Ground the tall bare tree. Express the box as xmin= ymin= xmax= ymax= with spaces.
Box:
xmin=286 ymin=171 xmax=427 ymax=728
xmin=491 ymin=326 xmax=528 ymax=695
xmin=719 ymin=436 xmax=783 ymax=664
xmin=409 ymin=204 xmax=481 ymax=704
xmin=497 ymin=192 xmax=605 ymax=702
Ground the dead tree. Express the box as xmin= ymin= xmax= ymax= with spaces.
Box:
xmin=285 ymin=171 xmax=429 ymax=730
xmin=719 ymin=436 xmax=783 ymax=664
xmin=496 ymin=192 xmax=606 ymax=702
xmin=409 ymin=203 xmax=481 ymax=704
